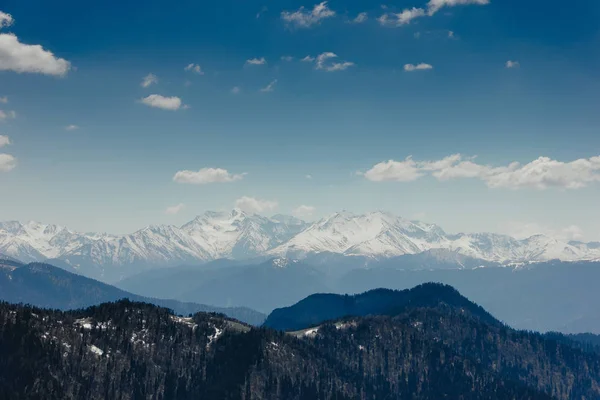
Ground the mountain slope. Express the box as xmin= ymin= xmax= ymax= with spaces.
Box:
xmin=181 ymin=209 xmax=307 ymax=259
xmin=264 ymin=283 xmax=498 ymax=331
xmin=0 ymin=262 xmax=265 ymax=325
xmin=179 ymin=259 xmax=332 ymax=313
xmin=3 ymin=289 xmax=600 ymax=399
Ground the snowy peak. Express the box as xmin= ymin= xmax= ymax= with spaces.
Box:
xmin=1 ymin=210 xmax=600 ymax=281
xmin=270 ymin=211 xmax=446 ymax=258
xmin=181 ymin=211 xmax=307 ymax=259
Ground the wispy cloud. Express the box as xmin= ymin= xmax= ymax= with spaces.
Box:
xmin=231 ymin=86 xmax=241 ymax=94
xmin=246 ymin=57 xmax=267 ymax=66
xmin=256 ymin=6 xmax=268 ymax=19
xmin=0 ymin=110 xmax=16 ymax=120
xmin=0 ymin=11 xmax=14 ymax=29
xmin=0 ymin=96 xmax=7 ymax=104
xmin=0 ymin=134 xmax=10 ymax=148
xmin=281 ymin=1 xmax=336 ymax=29
xmin=362 ymin=154 xmax=600 ymax=190
xmin=378 ymin=8 xmax=426 ymax=26
xmin=506 ymin=60 xmax=520 ymax=69
xmin=0 ymin=153 xmax=16 ymax=172
xmin=0 ymin=12 xmax=71 ymax=77
xmin=165 ymin=203 xmax=185 ymax=215
xmin=379 ymin=0 xmax=488 ymax=28
xmin=281 ymin=56 xmax=294 ymax=62
xmin=301 ymin=55 xmax=316 ymax=62
xmin=502 ymin=221 xmax=586 ymax=242
xmin=260 ymin=79 xmax=278 ymax=92
xmin=141 ymin=73 xmax=158 ymax=88
xmin=315 ymin=52 xmax=355 ymax=72
xmin=350 ymin=12 xmax=368 ymax=23
xmin=404 ymin=63 xmax=433 ymax=71
xmin=426 ymin=0 xmax=490 ymax=16
xmin=140 ymin=94 xmax=185 ymax=111
xmin=235 ymin=196 xmax=278 ymax=214
xmin=184 ymin=63 xmax=204 ymax=75
xmin=173 ymin=167 xmax=246 ymax=184
xmin=65 ymin=124 xmax=79 ymax=131
xmin=293 ymin=205 xmax=316 ymax=218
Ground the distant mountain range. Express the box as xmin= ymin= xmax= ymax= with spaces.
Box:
xmin=1 ymin=209 xmax=599 ymax=281
xmin=0 ymin=260 xmax=265 ymax=325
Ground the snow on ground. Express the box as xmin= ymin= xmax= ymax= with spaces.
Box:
xmin=89 ymin=345 xmax=104 ymax=356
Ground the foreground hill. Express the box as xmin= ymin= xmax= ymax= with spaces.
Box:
xmin=263 ymin=284 xmax=498 ymax=331
xmin=0 ymin=262 xmax=265 ymax=325
xmin=1 ymin=285 xmax=600 ymax=399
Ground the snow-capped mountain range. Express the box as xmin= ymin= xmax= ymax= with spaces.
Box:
xmin=1 ymin=210 xmax=599 ymax=281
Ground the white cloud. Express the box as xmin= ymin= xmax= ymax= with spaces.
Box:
xmin=351 ymin=12 xmax=368 ymax=23
xmin=363 ymin=154 xmax=600 ymax=190
xmin=173 ymin=167 xmax=246 ymax=185
xmin=0 ymin=96 xmax=7 ymax=103
xmin=378 ymin=8 xmax=426 ymax=26
xmin=260 ymin=79 xmax=278 ymax=92
xmin=231 ymin=86 xmax=241 ymax=94
xmin=361 ymin=157 xmax=424 ymax=182
xmin=427 ymin=0 xmax=490 ymax=16
xmin=65 ymin=124 xmax=79 ymax=131
xmin=315 ymin=52 xmax=355 ymax=72
xmin=305 ymin=174 xmax=313 ymax=179
xmin=0 ymin=109 xmax=16 ymax=120
xmin=301 ymin=55 xmax=316 ymax=62
xmin=0 ymin=33 xmax=71 ymax=76
xmin=293 ymin=205 xmax=316 ymax=218
xmin=0 ymin=153 xmax=15 ymax=172
xmin=141 ymin=73 xmax=158 ymax=88
xmin=506 ymin=60 xmax=520 ymax=69
xmin=165 ymin=203 xmax=185 ymax=215
xmin=0 ymin=11 xmax=14 ymax=29
xmin=281 ymin=1 xmax=336 ymax=29
xmin=246 ymin=57 xmax=267 ymax=66
xmin=184 ymin=63 xmax=204 ymax=75
xmin=281 ymin=56 xmax=294 ymax=62
xmin=448 ymin=30 xmax=455 ymax=38
xmin=140 ymin=94 xmax=184 ymax=111
xmin=379 ymin=0 xmax=487 ymax=27
xmin=404 ymin=63 xmax=433 ymax=71
xmin=0 ymin=134 xmax=9 ymax=147
xmin=235 ymin=196 xmax=278 ymax=214
xmin=503 ymin=221 xmax=586 ymax=242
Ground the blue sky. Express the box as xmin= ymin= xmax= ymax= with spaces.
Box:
xmin=0 ymin=0 xmax=599 ymax=240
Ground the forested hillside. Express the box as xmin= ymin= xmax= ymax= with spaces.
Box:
xmin=1 ymin=284 xmax=600 ymax=399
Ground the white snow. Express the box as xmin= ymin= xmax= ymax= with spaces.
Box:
xmin=335 ymin=321 xmax=357 ymax=330
xmin=206 ymin=325 xmax=223 ymax=348
xmin=75 ymin=318 xmax=93 ymax=330
xmin=303 ymin=327 xmax=319 ymax=337
xmin=89 ymin=345 xmax=104 ymax=356
xmin=2 ymin=210 xmax=599 ymax=271
xmin=171 ymin=316 xmax=198 ymax=330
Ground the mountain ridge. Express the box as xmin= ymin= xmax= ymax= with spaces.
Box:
xmin=2 ymin=210 xmax=599 ymax=281
xmin=0 ymin=261 xmax=266 ymax=325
